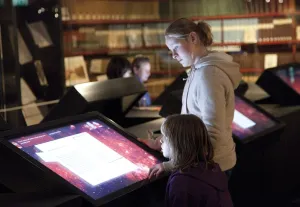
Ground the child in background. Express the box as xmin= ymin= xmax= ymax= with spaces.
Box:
xmin=132 ymin=55 xmax=152 ymax=106
xmin=106 ymin=56 xmax=132 ymax=79
xmin=150 ymin=114 xmax=233 ymax=207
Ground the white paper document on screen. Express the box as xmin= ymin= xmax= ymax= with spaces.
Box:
xmin=233 ymin=110 xmax=256 ymax=129
xmin=35 ymin=132 xmax=138 ymax=186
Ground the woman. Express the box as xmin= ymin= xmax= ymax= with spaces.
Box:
xmin=141 ymin=18 xmax=242 ymax=176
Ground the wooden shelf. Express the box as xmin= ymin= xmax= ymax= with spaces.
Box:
xmin=63 ymin=11 xmax=300 ymax=26
xmin=153 ymin=68 xmax=264 ymax=75
xmin=191 ymin=11 xmax=300 ymax=21
xmin=64 ymin=46 xmax=166 ymax=56
xmin=240 ymin=68 xmax=264 ymax=73
xmin=65 ymin=40 xmax=300 ymax=56
xmin=64 ymin=49 xmax=109 ymax=56
xmin=63 ymin=19 xmax=172 ymax=26
xmin=151 ymin=70 xmax=185 ymax=75
xmin=213 ymin=40 xmax=300 ymax=46
xmin=256 ymin=40 xmax=300 ymax=45
xmin=81 ymin=0 xmax=168 ymax=1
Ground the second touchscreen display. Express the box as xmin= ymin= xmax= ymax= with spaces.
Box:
xmin=232 ymin=96 xmax=277 ymax=140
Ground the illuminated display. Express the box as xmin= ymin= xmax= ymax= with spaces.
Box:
xmin=9 ymin=119 xmax=160 ymax=201
xmin=232 ymin=96 xmax=277 ymax=140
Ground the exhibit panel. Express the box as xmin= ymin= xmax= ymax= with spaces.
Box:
xmin=232 ymin=95 xmax=285 ymax=144
xmin=257 ymin=63 xmax=300 ymax=105
xmin=0 ymin=112 xmax=165 ymax=206
xmin=42 ymin=77 xmax=147 ymax=127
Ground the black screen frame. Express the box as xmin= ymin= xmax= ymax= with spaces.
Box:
xmin=233 ymin=94 xmax=285 ymax=144
xmin=42 ymin=77 xmax=147 ymax=123
xmin=256 ymin=62 xmax=300 ymax=105
xmin=270 ymin=63 xmax=300 ymax=94
xmin=0 ymin=112 xmax=166 ymax=206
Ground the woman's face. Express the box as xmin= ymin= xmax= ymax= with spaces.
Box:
xmin=134 ymin=62 xmax=151 ymax=82
xmin=161 ymin=133 xmax=172 ymax=159
xmin=165 ymin=35 xmax=193 ymax=67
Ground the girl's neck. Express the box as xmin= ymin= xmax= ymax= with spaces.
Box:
xmin=192 ymin=49 xmax=209 ymax=69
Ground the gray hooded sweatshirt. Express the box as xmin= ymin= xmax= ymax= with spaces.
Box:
xmin=181 ymin=52 xmax=241 ymax=171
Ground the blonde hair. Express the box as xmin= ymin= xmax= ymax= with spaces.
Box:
xmin=161 ymin=114 xmax=214 ymax=171
xmin=165 ymin=18 xmax=213 ymax=47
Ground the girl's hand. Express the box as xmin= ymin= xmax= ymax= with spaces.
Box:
xmin=148 ymin=163 xmax=165 ymax=179
xmin=137 ymin=130 xmax=162 ymax=151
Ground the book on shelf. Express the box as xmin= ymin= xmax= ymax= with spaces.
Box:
xmin=174 ymin=0 xmax=245 ymax=17
xmin=219 ymin=17 xmax=293 ymax=44
xmin=210 ymin=45 xmax=241 ymax=52
xmin=126 ymin=24 xmax=143 ymax=49
xmin=222 ymin=18 xmax=259 ymax=43
xmin=108 ymin=24 xmax=127 ymax=49
xmin=143 ymin=23 xmax=160 ymax=47
xmin=233 ymin=52 xmax=297 ymax=75
xmin=264 ymin=54 xmax=278 ymax=69
xmin=62 ymin=0 xmax=160 ymax=21
xmin=63 ymin=22 xmax=170 ymax=53
xmin=64 ymin=56 xmax=89 ymax=86
xmin=204 ymin=20 xmax=222 ymax=43
xmin=245 ymin=0 xmax=294 ymax=14
xmin=78 ymin=27 xmax=102 ymax=50
xmin=296 ymin=26 xmax=300 ymax=40
xmin=90 ymin=59 xmax=103 ymax=74
xmin=61 ymin=6 xmax=71 ymax=21
xmin=95 ymin=29 xmax=109 ymax=49
xmin=272 ymin=18 xmax=293 ymax=41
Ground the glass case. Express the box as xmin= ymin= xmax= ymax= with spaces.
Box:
xmin=0 ymin=0 xmax=64 ymax=127
xmin=0 ymin=0 xmax=23 ymax=127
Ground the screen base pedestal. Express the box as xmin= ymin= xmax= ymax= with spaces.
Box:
xmin=0 ymin=192 xmax=82 ymax=207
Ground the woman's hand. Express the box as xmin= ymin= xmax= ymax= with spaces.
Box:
xmin=148 ymin=163 xmax=165 ymax=179
xmin=137 ymin=130 xmax=162 ymax=151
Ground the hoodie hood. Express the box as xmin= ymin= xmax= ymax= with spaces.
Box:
xmin=194 ymin=52 xmax=242 ymax=89
xmin=170 ymin=163 xmax=228 ymax=192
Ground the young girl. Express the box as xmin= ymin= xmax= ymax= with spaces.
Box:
xmin=140 ymin=18 xmax=241 ymax=175
xmin=154 ymin=114 xmax=233 ymax=207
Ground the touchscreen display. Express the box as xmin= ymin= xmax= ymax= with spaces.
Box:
xmin=8 ymin=119 xmax=160 ymax=200
xmin=274 ymin=66 xmax=300 ymax=94
xmin=232 ymin=96 xmax=277 ymax=140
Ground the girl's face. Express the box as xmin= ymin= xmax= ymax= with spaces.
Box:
xmin=161 ymin=133 xmax=172 ymax=159
xmin=165 ymin=35 xmax=194 ymax=67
